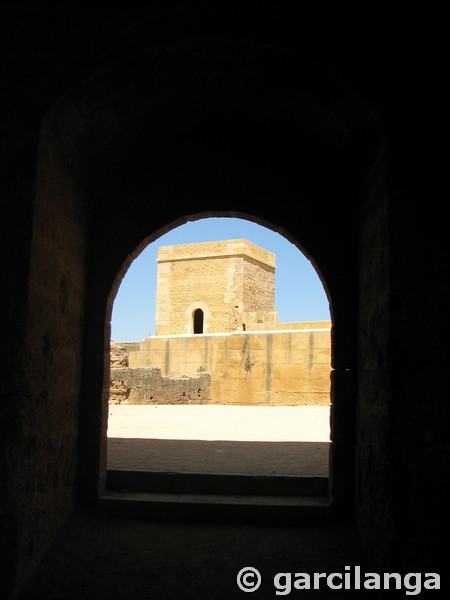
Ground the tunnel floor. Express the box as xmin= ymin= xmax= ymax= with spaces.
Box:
xmin=18 ymin=508 xmax=370 ymax=600
xmin=17 ymin=404 xmax=374 ymax=599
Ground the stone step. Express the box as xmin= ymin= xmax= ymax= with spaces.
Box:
xmin=97 ymin=489 xmax=331 ymax=524
xmin=107 ymin=468 xmax=329 ymax=497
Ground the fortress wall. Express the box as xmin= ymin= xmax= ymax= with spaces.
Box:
xmin=127 ymin=327 xmax=331 ymax=405
xmin=243 ymin=318 xmax=330 ymax=332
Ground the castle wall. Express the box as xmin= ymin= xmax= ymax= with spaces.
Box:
xmin=242 ymin=255 xmax=275 ymax=313
xmin=127 ymin=324 xmax=331 ymax=405
xmin=109 ymin=367 xmax=211 ymax=405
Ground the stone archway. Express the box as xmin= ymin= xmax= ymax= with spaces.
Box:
xmin=34 ymin=35 xmax=384 ymax=512
xmin=106 ymin=219 xmax=333 ymax=486
xmin=193 ymin=308 xmax=204 ymax=334
xmin=186 ymin=302 xmax=210 ymax=335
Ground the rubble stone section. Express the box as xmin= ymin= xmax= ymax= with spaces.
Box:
xmin=110 ymin=342 xmax=211 ymax=404
xmin=109 ymin=365 xmax=211 ymax=405
xmin=110 ymin=341 xmax=141 ymax=368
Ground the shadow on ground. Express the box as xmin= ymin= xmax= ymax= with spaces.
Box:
xmin=107 ymin=438 xmax=330 ymax=476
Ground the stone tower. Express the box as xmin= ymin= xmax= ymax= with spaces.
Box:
xmin=155 ymin=239 xmax=278 ymax=335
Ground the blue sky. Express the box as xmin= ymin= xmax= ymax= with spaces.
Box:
xmin=111 ymin=217 xmax=331 ymax=341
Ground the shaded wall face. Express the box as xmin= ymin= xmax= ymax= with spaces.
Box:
xmin=383 ymin=128 xmax=449 ymax=574
xmin=1 ymin=130 xmax=88 ymax=596
xmin=242 ymin=259 xmax=275 ymax=315
xmin=355 ymin=161 xmax=392 ymax=567
xmin=355 ymin=121 xmax=448 ymax=575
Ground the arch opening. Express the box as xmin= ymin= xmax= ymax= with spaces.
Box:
xmin=106 ymin=216 xmax=332 ymax=481
xmin=193 ymin=309 xmax=204 ymax=334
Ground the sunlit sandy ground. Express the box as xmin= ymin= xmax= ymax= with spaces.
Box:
xmin=107 ymin=404 xmax=331 ymax=441
xmin=107 ymin=404 xmax=331 ymax=476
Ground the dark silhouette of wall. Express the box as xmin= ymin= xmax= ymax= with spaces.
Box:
xmin=0 ymin=3 xmax=448 ymax=598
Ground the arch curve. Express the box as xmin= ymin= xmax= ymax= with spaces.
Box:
xmin=35 ymin=35 xmax=385 ymax=509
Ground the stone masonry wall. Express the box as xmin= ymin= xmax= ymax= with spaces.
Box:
xmin=110 ymin=341 xmax=141 ymax=368
xmin=123 ymin=324 xmax=331 ymax=405
xmin=155 ymin=240 xmax=276 ymax=335
xmin=242 ymin=257 xmax=274 ymax=313
xmin=109 ymin=365 xmax=211 ymax=405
